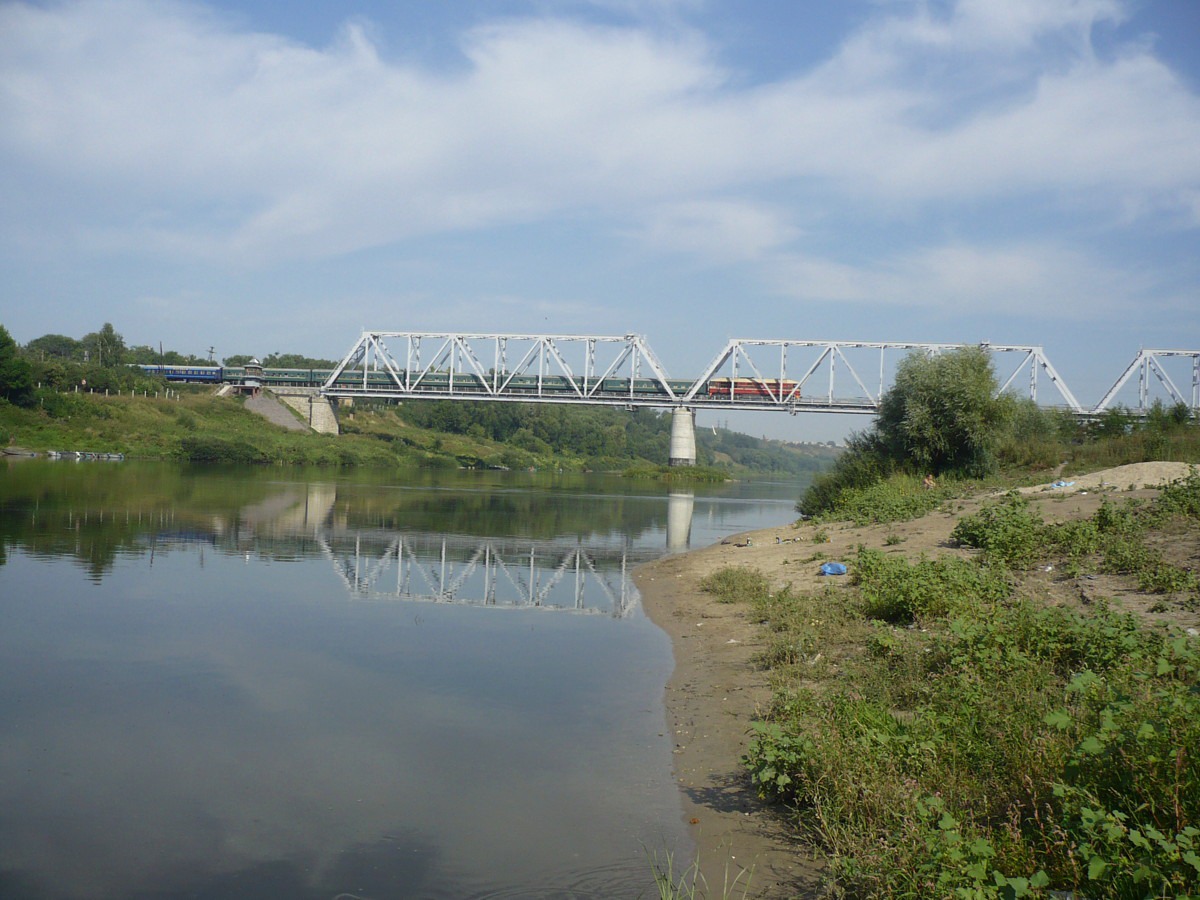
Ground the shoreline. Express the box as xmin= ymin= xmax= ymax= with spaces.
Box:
xmin=635 ymin=460 xmax=1200 ymax=898
xmin=635 ymin=529 xmax=826 ymax=899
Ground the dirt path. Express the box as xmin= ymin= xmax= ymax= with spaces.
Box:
xmin=635 ymin=461 xmax=1199 ymax=898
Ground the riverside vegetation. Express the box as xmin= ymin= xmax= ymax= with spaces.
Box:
xmin=0 ymin=322 xmax=836 ymax=477
xmin=692 ymin=348 xmax=1200 ymax=898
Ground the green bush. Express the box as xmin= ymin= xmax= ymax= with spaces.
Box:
xmin=1153 ymin=472 xmax=1200 ymax=521
xmin=816 ymin=473 xmax=956 ymax=526
xmin=744 ymin=567 xmax=1200 ymax=897
xmin=852 ymin=548 xmax=1011 ymax=623
xmin=950 ymin=492 xmax=1048 ymax=567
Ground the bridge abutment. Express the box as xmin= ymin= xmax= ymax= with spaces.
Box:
xmin=272 ymin=388 xmax=341 ymax=435
xmin=668 ymin=407 xmax=696 ymax=467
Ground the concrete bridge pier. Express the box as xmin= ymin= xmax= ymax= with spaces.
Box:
xmin=668 ymin=407 xmax=696 ymax=467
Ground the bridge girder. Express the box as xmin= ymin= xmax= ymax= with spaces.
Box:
xmin=321 ymin=331 xmax=1196 ymax=416
xmin=1093 ymin=349 xmax=1200 ymax=415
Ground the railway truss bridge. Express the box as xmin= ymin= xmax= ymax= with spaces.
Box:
xmin=320 ymin=333 xmax=1200 ymax=464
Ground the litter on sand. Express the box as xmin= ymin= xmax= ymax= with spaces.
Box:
xmin=819 ymin=562 xmax=847 ymax=576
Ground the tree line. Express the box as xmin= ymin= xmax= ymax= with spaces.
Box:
xmin=800 ymin=346 xmax=1198 ymax=515
xmin=0 ymin=321 xmax=344 ymax=405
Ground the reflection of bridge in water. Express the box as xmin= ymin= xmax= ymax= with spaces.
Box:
xmin=138 ymin=482 xmax=698 ymax=617
xmin=246 ymin=482 xmax=696 ymax=616
xmin=318 ymin=531 xmax=642 ymax=618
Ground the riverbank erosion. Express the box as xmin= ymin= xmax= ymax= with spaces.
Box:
xmin=636 ymin=461 xmax=1200 ymax=898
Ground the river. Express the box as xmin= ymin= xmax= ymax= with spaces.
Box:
xmin=0 ymin=460 xmax=807 ymax=899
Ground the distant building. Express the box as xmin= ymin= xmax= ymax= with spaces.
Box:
xmin=235 ymin=357 xmax=263 ymax=395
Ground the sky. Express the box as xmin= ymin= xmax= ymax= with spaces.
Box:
xmin=1 ymin=0 xmax=1197 ymax=440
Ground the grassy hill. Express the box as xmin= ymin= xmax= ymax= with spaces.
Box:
xmin=0 ymin=386 xmax=836 ymax=478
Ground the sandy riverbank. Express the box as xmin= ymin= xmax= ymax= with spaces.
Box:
xmin=635 ymin=461 xmax=1199 ymax=898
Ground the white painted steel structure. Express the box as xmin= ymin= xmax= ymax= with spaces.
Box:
xmin=679 ymin=339 xmax=1084 ymax=413
xmin=322 ymin=331 xmax=1113 ymax=414
xmin=324 ymin=331 xmax=682 ymax=404
xmin=1093 ymin=350 xmax=1200 ymax=414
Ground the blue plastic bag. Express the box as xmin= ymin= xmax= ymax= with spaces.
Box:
xmin=819 ymin=561 xmax=847 ymax=576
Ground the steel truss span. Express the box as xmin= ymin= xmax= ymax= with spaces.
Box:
xmin=322 ymin=332 xmax=1196 ymax=415
xmin=1093 ymin=349 xmax=1200 ymax=415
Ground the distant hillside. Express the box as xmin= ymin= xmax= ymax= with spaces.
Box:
xmin=700 ymin=425 xmax=840 ymax=476
xmin=1 ymin=386 xmax=837 ymax=478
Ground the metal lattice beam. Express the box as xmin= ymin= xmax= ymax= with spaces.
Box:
xmin=321 ymin=331 xmax=1098 ymax=414
xmin=323 ymin=331 xmax=681 ymax=405
xmin=1093 ymin=349 xmax=1200 ymax=414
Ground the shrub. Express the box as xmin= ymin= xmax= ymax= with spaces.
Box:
xmin=817 ymin=473 xmax=955 ymax=526
xmin=852 ymin=548 xmax=1011 ymax=623
xmin=950 ymin=492 xmax=1048 ymax=567
xmin=1153 ymin=472 xmax=1200 ymax=521
xmin=699 ymin=566 xmax=771 ymax=604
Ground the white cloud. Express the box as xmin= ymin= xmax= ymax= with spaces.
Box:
xmin=630 ymin=199 xmax=801 ymax=262
xmin=764 ymin=240 xmax=1162 ymax=317
xmin=0 ymin=0 xmax=1197 ymax=270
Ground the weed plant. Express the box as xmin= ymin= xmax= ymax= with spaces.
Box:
xmin=704 ymin=476 xmax=1200 ymax=898
xmin=951 ymin=477 xmax=1200 ymax=597
xmin=698 ymin=566 xmax=771 ymax=604
xmin=808 ymin=473 xmax=959 ymax=526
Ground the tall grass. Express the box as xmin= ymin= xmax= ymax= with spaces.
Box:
xmin=712 ymin=474 xmax=1200 ymax=897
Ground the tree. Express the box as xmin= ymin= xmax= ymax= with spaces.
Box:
xmin=0 ymin=324 xmax=35 ymax=406
xmin=874 ymin=346 xmax=1012 ymax=477
xmin=24 ymin=333 xmax=82 ymax=361
xmin=798 ymin=348 xmax=1010 ymax=516
xmin=81 ymin=323 xmax=126 ymax=367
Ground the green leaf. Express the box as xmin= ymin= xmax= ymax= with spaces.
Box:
xmin=1087 ymin=856 xmax=1108 ymax=880
xmin=1044 ymin=708 xmax=1072 ymax=730
xmin=1079 ymin=735 xmax=1104 ymax=755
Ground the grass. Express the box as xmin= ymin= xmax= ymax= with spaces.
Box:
xmin=1 ymin=388 xmax=654 ymax=471
xmin=699 ymin=566 xmax=771 ymax=604
xmin=647 ymin=844 xmax=755 ymax=900
xmin=809 ymin=473 xmax=964 ymax=526
xmin=623 ymin=463 xmax=731 ymax=482
xmin=703 ymin=472 xmax=1200 ymax=898
xmin=1 ymin=388 xmax=408 ymax=465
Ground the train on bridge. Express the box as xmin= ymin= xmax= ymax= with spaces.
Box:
xmin=136 ymin=364 xmax=801 ymax=400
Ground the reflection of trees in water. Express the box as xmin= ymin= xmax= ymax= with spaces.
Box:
xmin=0 ymin=463 xmax=281 ymax=578
xmin=0 ymin=465 xmax=690 ymax=581
xmin=329 ymin=489 xmax=670 ymax=541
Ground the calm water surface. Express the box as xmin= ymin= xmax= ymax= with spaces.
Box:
xmin=0 ymin=461 xmax=805 ymax=899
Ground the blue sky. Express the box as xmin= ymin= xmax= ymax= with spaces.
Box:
xmin=1 ymin=0 xmax=1197 ymax=440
